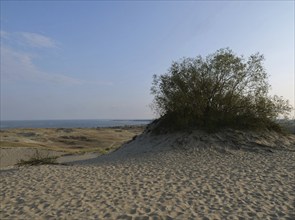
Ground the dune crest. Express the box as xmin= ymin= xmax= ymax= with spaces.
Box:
xmin=96 ymin=125 xmax=295 ymax=162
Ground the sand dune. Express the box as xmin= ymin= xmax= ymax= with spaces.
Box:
xmin=1 ymin=129 xmax=295 ymax=219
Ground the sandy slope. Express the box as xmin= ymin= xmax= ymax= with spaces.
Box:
xmin=0 ymin=148 xmax=65 ymax=168
xmin=0 ymin=147 xmax=100 ymax=169
xmin=1 ymin=130 xmax=295 ymax=219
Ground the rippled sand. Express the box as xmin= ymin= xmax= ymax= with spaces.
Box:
xmin=1 ymin=147 xmax=294 ymax=219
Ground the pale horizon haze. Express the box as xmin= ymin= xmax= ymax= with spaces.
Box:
xmin=1 ymin=1 xmax=294 ymax=120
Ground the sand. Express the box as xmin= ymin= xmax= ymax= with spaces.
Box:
xmin=0 ymin=148 xmax=65 ymax=168
xmin=1 ymin=129 xmax=295 ymax=219
xmin=0 ymin=147 xmax=101 ymax=169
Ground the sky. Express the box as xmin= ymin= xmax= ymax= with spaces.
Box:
xmin=0 ymin=1 xmax=294 ymax=120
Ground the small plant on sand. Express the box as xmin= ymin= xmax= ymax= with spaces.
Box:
xmin=17 ymin=149 xmax=59 ymax=166
xmin=151 ymin=48 xmax=292 ymax=132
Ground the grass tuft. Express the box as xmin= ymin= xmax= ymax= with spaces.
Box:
xmin=16 ymin=150 xmax=59 ymax=166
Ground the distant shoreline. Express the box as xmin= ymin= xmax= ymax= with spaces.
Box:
xmin=0 ymin=119 xmax=152 ymax=129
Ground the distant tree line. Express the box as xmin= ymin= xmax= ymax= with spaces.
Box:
xmin=151 ymin=48 xmax=292 ymax=132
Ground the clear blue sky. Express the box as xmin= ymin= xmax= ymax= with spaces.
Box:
xmin=1 ymin=1 xmax=294 ymax=120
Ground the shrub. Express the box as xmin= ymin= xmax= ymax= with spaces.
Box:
xmin=151 ymin=48 xmax=292 ymax=132
xmin=17 ymin=150 xmax=59 ymax=166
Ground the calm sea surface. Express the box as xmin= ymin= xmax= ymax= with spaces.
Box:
xmin=0 ymin=119 xmax=152 ymax=129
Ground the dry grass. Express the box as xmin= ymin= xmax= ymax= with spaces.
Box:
xmin=16 ymin=149 xmax=59 ymax=166
xmin=0 ymin=126 xmax=145 ymax=154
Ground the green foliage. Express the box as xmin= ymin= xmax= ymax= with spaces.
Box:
xmin=151 ymin=48 xmax=292 ymax=132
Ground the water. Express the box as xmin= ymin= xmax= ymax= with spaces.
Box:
xmin=0 ymin=119 xmax=152 ymax=129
